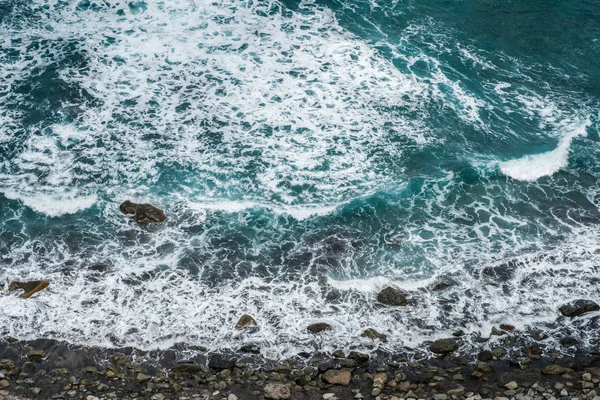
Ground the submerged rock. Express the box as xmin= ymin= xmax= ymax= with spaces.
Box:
xmin=120 ymin=200 xmax=167 ymax=223
xmin=559 ymin=299 xmax=600 ymax=317
xmin=361 ymin=328 xmax=388 ymax=343
xmin=307 ymin=323 xmax=332 ymax=334
xmin=377 ymin=286 xmax=408 ymax=306
xmin=542 ymin=364 xmax=568 ymax=375
xmin=8 ymin=280 xmax=50 ymax=299
xmin=429 ymin=338 xmax=459 ymax=354
xmin=171 ymin=363 xmax=204 ymax=374
xmin=235 ymin=314 xmax=257 ymax=329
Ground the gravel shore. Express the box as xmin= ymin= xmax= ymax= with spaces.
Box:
xmin=1 ymin=336 xmax=600 ymax=400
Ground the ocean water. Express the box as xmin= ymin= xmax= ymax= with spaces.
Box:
xmin=1 ymin=0 xmax=599 ymax=358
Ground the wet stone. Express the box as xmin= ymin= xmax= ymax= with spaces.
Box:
xmin=542 ymin=365 xmax=567 ymax=375
xmin=361 ymin=328 xmax=388 ymax=343
xmin=307 ymin=323 xmax=332 ymax=334
xmin=559 ymin=300 xmax=600 ymax=317
xmin=9 ymin=280 xmax=50 ymax=299
xmin=377 ymin=286 xmax=408 ymax=306
xmin=429 ymin=338 xmax=459 ymax=354
xmin=235 ymin=314 xmax=257 ymax=329
xmin=322 ymin=370 xmax=352 ymax=386
xmin=478 ymin=350 xmax=493 ymax=361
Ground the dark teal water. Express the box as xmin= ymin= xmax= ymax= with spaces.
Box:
xmin=1 ymin=0 xmax=599 ymax=356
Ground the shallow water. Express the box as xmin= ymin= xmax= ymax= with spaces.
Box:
xmin=1 ymin=0 xmax=600 ymax=358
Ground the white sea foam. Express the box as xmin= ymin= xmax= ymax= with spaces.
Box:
xmin=186 ymin=199 xmax=338 ymax=220
xmin=499 ymin=120 xmax=589 ymax=181
xmin=1 ymin=189 xmax=97 ymax=217
xmin=1 ymin=0 xmax=599 ymax=358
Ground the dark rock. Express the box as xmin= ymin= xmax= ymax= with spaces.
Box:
xmin=530 ymin=330 xmax=549 ymax=341
xmin=209 ymin=354 xmax=237 ymax=370
xmin=453 ymin=356 xmax=469 ymax=365
xmin=559 ymin=300 xmax=600 ymax=317
xmin=561 ymin=337 xmax=580 ymax=347
xmin=239 ymin=344 xmax=260 ymax=354
xmin=8 ymin=280 xmax=50 ymax=299
xmin=478 ymin=350 xmax=493 ymax=361
xmin=120 ymin=200 xmax=167 ymax=223
xmin=429 ymin=338 xmax=459 ymax=354
xmin=235 ymin=314 xmax=257 ymax=329
xmin=332 ymin=350 xmax=345 ymax=358
xmin=490 ymin=327 xmax=505 ymax=336
xmin=499 ymin=324 xmax=515 ymax=331
xmin=307 ymin=323 xmax=331 ymax=334
xmin=482 ymin=260 xmax=520 ymax=282
xmin=347 ymin=351 xmax=369 ymax=363
xmin=377 ymin=286 xmax=408 ymax=306
xmin=452 ymin=330 xmax=465 ymax=337
xmin=360 ymin=328 xmax=387 ymax=343
xmin=171 ymin=363 xmax=204 ymax=374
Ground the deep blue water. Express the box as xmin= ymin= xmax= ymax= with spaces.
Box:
xmin=1 ymin=0 xmax=599 ymax=357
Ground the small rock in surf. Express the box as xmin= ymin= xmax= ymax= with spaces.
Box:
xmin=429 ymin=338 xmax=459 ymax=354
xmin=8 ymin=280 xmax=50 ymax=299
xmin=307 ymin=322 xmax=332 ymax=334
xmin=120 ymin=200 xmax=167 ymax=223
xmin=559 ymin=299 xmax=600 ymax=317
xmin=377 ymin=286 xmax=408 ymax=306
xmin=361 ymin=328 xmax=388 ymax=343
xmin=235 ymin=314 xmax=257 ymax=329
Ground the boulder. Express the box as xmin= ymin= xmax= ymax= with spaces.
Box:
xmin=429 ymin=338 xmax=459 ymax=354
xmin=120 ymin=200 xmax=167 ymax=223
xmin=171 ymin=363 xmax=204 ymax=374
xmin=322 ymin=369 xmax=352 ymax=385
xmin=239 ymin=344 xmax=260 ymax=354
xmin=307 ymin=323 xmax=332 ymax=334
xmin=264 ymin=383 xmax=291 ymax=400
xmin=332 ymin=350 xmax=345 ymax=358
xmin=235 ymin=314 xmax=257 ymax=329
xmin=478 ymin=350 xmax=493 ymax=361
xmin=8 ymin=280 xmax=50 ymax=299
xmin=360 ymin=328 xmax=388 ymax=343
xmin=376 ymin=286 xmax=408 ymax=306
xmin=209 ymin=354 xmax=237 ymax=370
xmin=559 ymin=300 xmax=600 ymax=317
xmin=27 ymin=350 xmax=45 ymax=362
xmin=542 ymin=365 xmax=567 ymax=375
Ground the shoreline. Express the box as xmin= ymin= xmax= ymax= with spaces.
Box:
xmin=1 ymin=336 xmax=600 ymax=400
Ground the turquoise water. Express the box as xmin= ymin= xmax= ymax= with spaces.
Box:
xmin=1 ymin=0 xmax=599 ymax=357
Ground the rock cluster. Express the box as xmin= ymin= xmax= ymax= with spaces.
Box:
xmin=1 ymin=335 xmax=600 ymax=400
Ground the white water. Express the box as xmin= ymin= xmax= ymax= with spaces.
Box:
xmin=499 ymin=120 xmax=589 ymax=181
xmin=1 ymin=0 xmax=599 ymax=359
